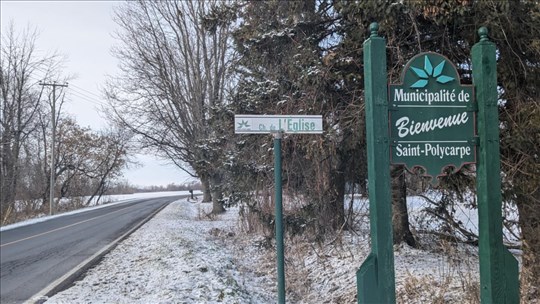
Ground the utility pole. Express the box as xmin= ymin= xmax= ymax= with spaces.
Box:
xmin=39 ymin=81 xmax=68 ymax=215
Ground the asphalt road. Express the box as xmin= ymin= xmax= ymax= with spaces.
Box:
xmin=0 ymin=195 xmax=186 ymax=304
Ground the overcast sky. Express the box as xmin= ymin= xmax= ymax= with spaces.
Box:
xmin=1 ymin=1 xmax=194 ymax=187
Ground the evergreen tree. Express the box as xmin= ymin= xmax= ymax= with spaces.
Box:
xmin=230 ymin=0 xmax=367 ymax=235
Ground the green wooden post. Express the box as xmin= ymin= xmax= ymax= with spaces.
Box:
xmin=472 ymin=27 xmax=519 ymax=304
xmin=357 ymin=22 xmax=396 ymax=304
xmin=274 ymin=131 xmax=286 ymax=304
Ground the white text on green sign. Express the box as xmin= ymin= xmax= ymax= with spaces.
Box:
xmin=388 ymin=52 xmax=476 ymax=182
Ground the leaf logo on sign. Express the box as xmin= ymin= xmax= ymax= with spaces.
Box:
xmin=237 ymin=120 xmax=250 ymax=129
xmin=410 ymin=56 xmax=455 ymax=88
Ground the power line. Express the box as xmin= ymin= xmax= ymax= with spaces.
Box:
xmin=67 ymin=87 xmax=108 ymax=107
xmin=30 ymin=74 xmax=109 ymax=107
xmin=69 ymin=83 xmax=103 ymax=100
xmin=31 ymin=66 xmax=106 ymax=102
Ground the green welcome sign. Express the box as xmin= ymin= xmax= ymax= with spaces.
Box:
xmin=359 ymin=24 xmax=518 ymax=304
xmin=389 ymin=52 xmax=476 ymax=183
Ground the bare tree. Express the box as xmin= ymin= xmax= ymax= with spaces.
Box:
xmin=0 ymin=23 xmax=62 ymax=223
xmin=82 ymin=125 xmax=132 ymax=205
xmin=17 ymin=115 xmax=131 ymax=212
xmin=106 ymin=0 xmax=236 ymax=213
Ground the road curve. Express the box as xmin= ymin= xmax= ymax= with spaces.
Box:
xmin=0 ymin=195 xmax=187 ymax=304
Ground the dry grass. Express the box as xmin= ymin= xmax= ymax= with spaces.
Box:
xmin=396 ymin=239 xmax=480 ymax=304
xmin=521 ymin=252 xmax=540 ymax=303
xmin=196 ymin=202 xmax=217 ymax=221
xmin=232 ymin=219 xmax=485 ymax=303
xmin=231 ymin=196 xmax=533 ymax=303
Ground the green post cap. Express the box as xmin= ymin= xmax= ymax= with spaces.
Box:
xmin=370 ymin=22 xmax=379 ymax=38
xmin=478 ymin=27 xmax=489 ymax=42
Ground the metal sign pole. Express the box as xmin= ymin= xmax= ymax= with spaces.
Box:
xmin=274 ymin=131 xmax=285 ymax=304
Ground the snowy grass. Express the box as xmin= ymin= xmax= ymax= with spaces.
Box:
xmin=42 ymin=193 xmax=526 ymax=303
xmin=44 ymin=199 xmax=274 ymax=304
xmin=232 ymin=220 xmax=483 ymax=303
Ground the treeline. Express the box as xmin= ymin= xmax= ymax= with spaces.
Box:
xmin=105 ymin=180 xmax=202 ymax=195
xmin=1 ymin=25 xmax=131 ymax=224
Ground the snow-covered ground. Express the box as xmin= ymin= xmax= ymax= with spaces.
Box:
xmin=41 ymin=196 xmax=503 ymax=304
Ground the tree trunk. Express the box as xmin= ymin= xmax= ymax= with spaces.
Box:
xmin=0 ymin=162 xmax=17 ymax=225
xmin=200 ymin=176 xmax=212 ymax=203
xmin=209 ymin=175 xmax=225 ymax=214
xmin=1 ymin=137 xmax=21 ymax=224
xmin=317 ymin=153 xmax=346 ymax=233
xmin=331 ymin=161 xmax=346 ymax=230
xmin=318 ymin=182 xmax=345 ymax=233
xmin=517 ymin=191 xmax=540 ymax=300
xmin=391 ymin=165 xmax=417 ymax=247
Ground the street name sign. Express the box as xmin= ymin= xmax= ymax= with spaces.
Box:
xmin=234 ymin=115 xmax=323 ymax=134
xmin=389 ymin=52 xmax=476 ymax=183
xmin=234 ymin=113 xmax=323 ymax=304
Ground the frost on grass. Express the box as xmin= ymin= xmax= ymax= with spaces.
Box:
xmin=45 ymin=200 xmax=274 ymax=304
xmin=46 ymin=195 xmax=506 ymax=303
